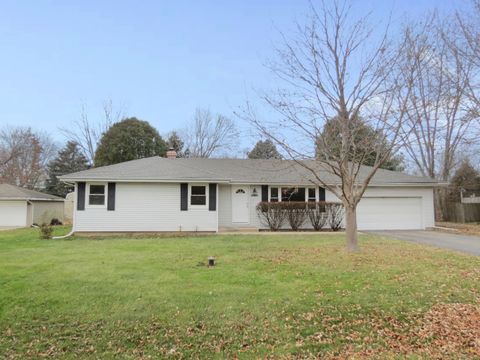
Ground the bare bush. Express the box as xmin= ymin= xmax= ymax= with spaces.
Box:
xmin=327 ymin=203 xmax=344 ymax=231
xmin=283 ymin=202 xmax=307 ymax=231
xmin=307 ymin=202 xmax=328 ymax=231
xmin=256 ymin=202 xmax=286 ymax=231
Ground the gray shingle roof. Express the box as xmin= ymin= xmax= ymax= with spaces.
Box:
xmin=59 ymin=157 xmax=437 ymax=186
xmin=0 ymin=183 xmax=64 ymax=201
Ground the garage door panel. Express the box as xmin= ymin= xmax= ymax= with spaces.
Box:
xmin=0 ymin=201 xmax=27 ymax=227
xmin=357 ymin=197 xmax=422 ymax=230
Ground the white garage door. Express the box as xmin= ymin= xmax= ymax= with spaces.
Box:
xmin=357 ymin=197 xmax=423 ymax=230
xmin=0 ymin=201 xmax=27 ymax=227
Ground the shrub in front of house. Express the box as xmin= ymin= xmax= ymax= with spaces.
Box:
xmin=283 ymin=201 xmax=308 ymax=230
xmin=257 ymin=201 xmax=344 ymax=231
xmin=327 ymin=203 xmax=344 ymax=231
xmin=307 ymin=201 xmax=328 ymax=230
xmin=256 ymin=202 xmax=286 ymax=231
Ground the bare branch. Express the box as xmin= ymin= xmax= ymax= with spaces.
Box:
xmin=184 ymin=108 xmax=239 ymax=158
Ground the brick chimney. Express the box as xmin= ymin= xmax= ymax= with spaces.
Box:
xmin=166 ymin=148 xmax=177 ymax=159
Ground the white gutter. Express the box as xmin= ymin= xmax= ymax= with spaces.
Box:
xmin=59 ymin=178 xmax=230 ymax=184
xmin=0 ymin=197 xmax=64 ymax=201
xmin=58 ymin=179 xmax=440 ymax=187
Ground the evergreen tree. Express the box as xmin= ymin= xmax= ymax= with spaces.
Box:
xmin=94 ymin=118 xmax=167 ymax=166
xmin=451 ymin=160 xmax=480 ymax=188
xmin=247 ymin=139 xmax=282 ymax=159
xmin=45 ymin=141 xmax=89 ymax=197
xmin=449 ymin=159 xmax=480 ymax=201
xmin=316 ymin=116 xmax=404 ymax=172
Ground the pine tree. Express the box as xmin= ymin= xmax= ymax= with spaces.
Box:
xmin=45 ymin=141 xmax=89 ymax=197
xmin=247 ymin=139 xmax=282 ymax=159
xmin=316 ymin=116 xmax=404 ymax=172
xmin=449 ymin=160 xmax=480 ymax=201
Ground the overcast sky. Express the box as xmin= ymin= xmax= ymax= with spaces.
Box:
xmin=0 ymin=0 xmax=465 ymax=152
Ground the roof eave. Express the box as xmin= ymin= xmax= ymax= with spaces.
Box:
xmin=59 ymin=178 xmax=439 ymax=187
xmin=59 ymin=178 xmax=231 ymax=184
xmin=0 ymin=197 xmax=64 ymax=201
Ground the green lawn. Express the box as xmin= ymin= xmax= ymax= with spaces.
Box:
xmin=0 ymin=228 xmax=479 ymax=359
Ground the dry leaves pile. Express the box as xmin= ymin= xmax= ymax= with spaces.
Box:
xmin=323 ymin=303 xmax=480 ymax=359
xmin=417 ymin=303 xmax=480 ymax=357
xmin=2 ymin=302 xmax=479 ymax=359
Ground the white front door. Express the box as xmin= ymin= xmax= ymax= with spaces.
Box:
xmin=232 ymin=186 xmax=249 ymax=223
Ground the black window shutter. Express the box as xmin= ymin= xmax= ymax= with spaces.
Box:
xmin=77 ymin=182 xmax=86 ymax=211
xmin=319 ymin=187 xmax=326 ymax=201
xmin=261 ymin=185 xmax=268 ymax=202
xmin=209 ymin=183 xmax=217 ymax=211
xmin=107 ymin=182 xmax=116 ymax=211
xmin=180 ymin=183 xmax=188 ymax=211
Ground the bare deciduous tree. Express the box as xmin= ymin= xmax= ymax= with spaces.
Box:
xmin=239 ymin=1 xmax=416 ymax=251
xmin=60 ymin=100 xmax=124 ymax=165
xmin=400 ymin=15 xmax=479 ymax=219
xmin=0 ymin=127 xmax=56 ymax=189
xmin=184 ymin=108 xmax=239 ymax=158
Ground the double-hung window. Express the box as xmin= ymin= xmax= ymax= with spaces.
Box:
xmin=270 ymin=187 xmax=279 ymax=202
xmin=88 ymin=184 xmax=105 ymax=206
xmin=190 ymin=185 xmax=207 ymax=206
xmin=308 ymin=188 xmax=316 ymax=202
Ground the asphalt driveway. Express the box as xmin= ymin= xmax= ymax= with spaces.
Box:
xmin=369 ymin=230 xmax=480 ymax=256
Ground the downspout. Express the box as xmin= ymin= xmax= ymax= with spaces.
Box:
xmin=53 ymin=181 xmax=76 ymax=239
xmin=52 ymin=229 xmax=75 ymax=239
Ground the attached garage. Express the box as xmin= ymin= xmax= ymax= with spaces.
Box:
xmin=357 ymin=197 xmax=423 ymax=230
xmin=0 ymin=184 xmax=64 ymax=228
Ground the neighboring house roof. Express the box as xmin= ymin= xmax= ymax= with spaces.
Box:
xmin=0 ymin=183 xmax=64 ymax=201
xmin=59 ymin=156 xmax=438 ymax=186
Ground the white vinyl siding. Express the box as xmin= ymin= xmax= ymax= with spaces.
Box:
xmin=74 ymin=182 xmax=217 ymax=232
xmin=74 ymin=183 xmax=434 ymax=232
xmin=0 ymin=200 xmax=27 ymax=227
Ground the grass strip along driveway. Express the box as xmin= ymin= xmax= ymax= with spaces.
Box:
xmin=0 ymin=228 xmax=479 ymax=358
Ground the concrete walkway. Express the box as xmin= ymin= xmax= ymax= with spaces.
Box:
xmin=369 ymin=230 xmax=480 ymax=256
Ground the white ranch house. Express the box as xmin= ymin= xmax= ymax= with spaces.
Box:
xmin=59 ymin=156 xmax=437 ymax=233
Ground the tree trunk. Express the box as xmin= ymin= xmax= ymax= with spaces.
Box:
xmin=434 ymin=187 xmax=447 ymax=222
xmin=345 ymin=204 xmax=359 ymax=252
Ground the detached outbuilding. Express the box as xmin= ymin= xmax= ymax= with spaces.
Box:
xmin=0 ymin=183 xmax=64 ymax=228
